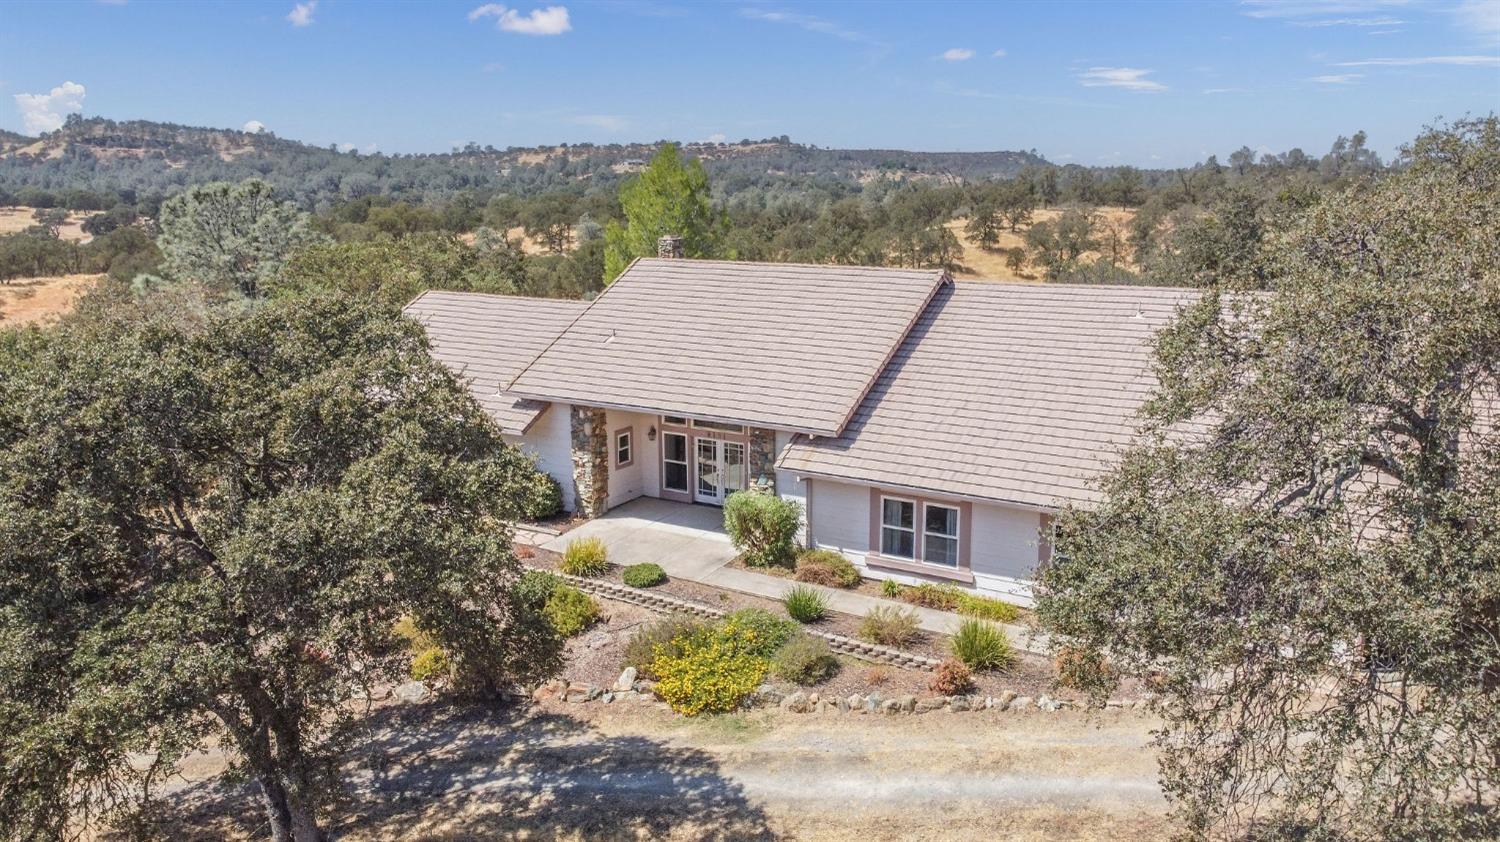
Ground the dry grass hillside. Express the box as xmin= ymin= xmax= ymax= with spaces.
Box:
xmin=948 ymin=206 xmax=1138 ymax=282
xmin=0 ymin=207 xmax=97 ymax=242
xmin=0 ymin=274 xmax=101 ymax=325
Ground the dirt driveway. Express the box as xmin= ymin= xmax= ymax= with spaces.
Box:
xmin=159 ymin=698 xmax=1171 ymax=841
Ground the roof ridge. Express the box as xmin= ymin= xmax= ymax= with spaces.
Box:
xmin=634 ymin=255 xmax=945 ymax=278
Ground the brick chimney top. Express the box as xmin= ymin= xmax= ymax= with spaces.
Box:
xmin=657 ymin=235 xmax=684 ymax=259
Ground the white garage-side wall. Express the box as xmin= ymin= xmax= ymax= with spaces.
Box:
xmin=803 ymin=477 xmax=1046 ymax=607
xmin=503 ymin=402 xmax=576 ymax=513
xmin=774 ymin=431 xmax=809 ymax=544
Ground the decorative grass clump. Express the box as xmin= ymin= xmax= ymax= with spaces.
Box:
xmin=949 ymin=618 xmax=1015 ymax=672
xmin=771 ymin=633 xmax=840 ymax=686
xmin=560 ymin=536 xmax=609 ymax=577
xmin=543 ymin=585 xmax=600 ymax=637
xmin=793 ymin=549 xmax=860 ymax=588
xmin=622 ymin=562 xmax=666 ymax=588
xmin=782 ymin=585 xmax=828 ymax=623
xmin=859 ymin=605 xmax=920 ymax=647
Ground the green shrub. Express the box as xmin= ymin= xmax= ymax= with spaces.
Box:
xmin=621 ymin=562 xmax=666 ymax=588
xmin=543 ymin=585 xmax=599 ymax=637
xmin=794 ymin=549 xmax=860 ymax=588
xmin=561 ymin=536 xmax=609 ymax=577
xmin=652 ymin=620 xmax=770 ymax=715
xmin=903 ymin=582 xmax=962 ymax=611
xmin=859 ymin=605 xmax=920 ymax=647
xmin=623 ymin=613 xmax=708 ymax=679
xmin=782 ymin=585 xmax=827 ymax=623
xmin=723 ymin=492 xmax=802 ymax=568
xmin=953 ymin=592 xmax=1023 ymax=624
xmin=410 ymin=647 xmax=450 ymax=683
xmin=513 ymin=569 xmax=560 ymax=610
xmin=771 ymin=633 xmax=840 ymax=685
xmin=722 ymin=607 xmax=797 ymax=656
xmin=928 ymin=658 xmax=974 ymax=695
xmin=392 ymin=616 xmax=437 ymax=652
xmin=950 ymin=618 xmax=1015 ymax=672
xmin=880 ymin=578 xmax=903 ymax=598
xmin=519 ymin=467 xmax=564 ymax=521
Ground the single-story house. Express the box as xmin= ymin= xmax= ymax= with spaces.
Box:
xmin=405 ymin=237 xmax=1197 ymax=605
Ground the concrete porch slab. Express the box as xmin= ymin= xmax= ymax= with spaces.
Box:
xmin=537 ymin=497 xmax=737 ymax=578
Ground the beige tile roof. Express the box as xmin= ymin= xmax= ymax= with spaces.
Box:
xmin=404 ymin=290 xmax=588 ymax=434
xmin=506 ymin=258 xmax=948 ymax=436
xmin=777 ymin=281 xmax=1201 ymax=509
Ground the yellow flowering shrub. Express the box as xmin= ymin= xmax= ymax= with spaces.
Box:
xmin=650 ymin=620 xmax=770 ymax=715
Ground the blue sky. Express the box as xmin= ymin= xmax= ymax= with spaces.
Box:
xmin=1 ymin=0 xmax=1496 ymax=166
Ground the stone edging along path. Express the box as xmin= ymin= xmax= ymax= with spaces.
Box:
xmin=538 ymin=567 xmax=942 ymax=671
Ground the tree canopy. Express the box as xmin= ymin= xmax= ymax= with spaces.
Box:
xmin=0 ymin=294 xmax=561 ymax=841
xmin=157 ymin=179 xmax=320 ymax=297
xmin=603 ymin=144 xmax=725 ymax=281
xmin=1036 ymin=117 xmax=1500 ymax=838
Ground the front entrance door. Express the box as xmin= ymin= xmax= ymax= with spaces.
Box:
xmin=694 ymin=437 xmax=746 ymax=505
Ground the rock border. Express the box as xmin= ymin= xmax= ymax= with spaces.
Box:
xmin=528 ymin=673 xmax=1151 ymax=716
xmin=540 ymin=567 xmax=941 ymax=671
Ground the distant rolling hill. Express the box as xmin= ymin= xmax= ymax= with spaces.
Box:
xmin=0 ymin=116 xmax=1051 ymax=206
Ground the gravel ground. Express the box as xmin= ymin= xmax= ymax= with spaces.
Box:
xmin=151 ymin=695 xmax=1171 ymax=841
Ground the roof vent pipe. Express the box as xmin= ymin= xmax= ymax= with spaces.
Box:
xmin=657 ymin=235 xmax=684 ymax=259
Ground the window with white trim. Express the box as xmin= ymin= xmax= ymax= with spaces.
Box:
xmin=923 ymin=503 xmax=960 ymax=566
xmin=880 ymin=497 xmax=916 ymax=559
xmin=614 ymin=428 xmax=633 ymax=468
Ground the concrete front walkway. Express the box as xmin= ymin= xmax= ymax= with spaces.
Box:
xmin=527 ymin=497 xmax=1047 ymax=654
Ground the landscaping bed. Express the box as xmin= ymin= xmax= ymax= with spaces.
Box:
xmin=521 ymin=543 xmax=1067 ymax=702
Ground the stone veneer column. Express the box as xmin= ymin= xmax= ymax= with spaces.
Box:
xmin=748 ymin=427 xmax=777 ymax=494
xmin=570 ymin=406 xmax=609 ymax=518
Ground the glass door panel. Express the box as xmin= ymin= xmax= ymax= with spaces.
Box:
xmin=722 ymin=441 xmax=746 ymax=498
xmin=695 ymin=438 xmax=722 ymax=503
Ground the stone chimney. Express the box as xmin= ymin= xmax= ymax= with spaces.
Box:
xmin=657 ymin=235 xmax=684 ymax=259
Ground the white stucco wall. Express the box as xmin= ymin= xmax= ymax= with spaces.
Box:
xmin=804 ymin=477 xmax=1045 ymax=606
xmin=503 ymin=402 xmax=576 ymax=513
xmin=604 ymin=408 xmax=660 ymax=509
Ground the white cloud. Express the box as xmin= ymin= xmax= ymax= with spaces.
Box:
xmin=1308 ymin=73 xmax=1362 ymax=83
xmin=707 ymin=132 xmax=727 ymax=143
xmin=571 ymin=114 xmax=627 ymax=131
xmin=992 ymin=48 xmax=1006 ymax=58
xmin=287 ymin=0 xmax=316 ymax=26
xmin=482 ymin=62 xmax=505 ymax=73
xmin=243 ymin=120 xmax=267 ymax=133
xmin=1289 ymin=15 xmax=1404 ymax=26
xmin=1334 ymin=54 xmax=1500 ymax=66
xmin=1077 ymin=66 xmax=1167 ymax=92
xmin=941 ymin=48 xmax=974 ymax=61
xmin=1239 ymin=1 xmax=1410 ymax=20
xmin=469 ymin=4 xmax=571 ymax=35
xmin=1203 ymin=87 xmax=1251 ymax=94
xmin=13 ymin=81 xmax=85 ymax=134
xmin=1456 ymin=0 xmax=1500 ymax=44
xmin=738 ymin=8 xmax=883 ymax=45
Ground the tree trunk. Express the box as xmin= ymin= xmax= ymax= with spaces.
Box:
xmin=258 ymin=776 xmax=294 ymax=842
xmin=258 ymin=774 xmax=326 ymax=842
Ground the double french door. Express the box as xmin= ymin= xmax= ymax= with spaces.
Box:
xmin=693 ymin=437 xmax=746 ymax=505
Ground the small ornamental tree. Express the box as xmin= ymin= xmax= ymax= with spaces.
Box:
xmin=1036 ymin=118 xmax=1500 ymax=839
xmin=0 ymin=294 xmax=561 ymax=842
xmin=723 ymin=492 xmax=802 ymax=568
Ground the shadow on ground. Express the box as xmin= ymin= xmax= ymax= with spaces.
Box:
xmin=157 ymin=700 xmax=778 ymax=841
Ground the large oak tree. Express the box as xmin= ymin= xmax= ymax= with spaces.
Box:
xmin=0 ymin=294 xmax=560 ymax=841
xmin=1038 ymin=118 xmax=1500 ymax=838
